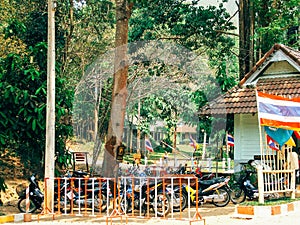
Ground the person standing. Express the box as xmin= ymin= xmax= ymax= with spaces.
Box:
xmin=288 ymin=149 xmax=299 ymax=186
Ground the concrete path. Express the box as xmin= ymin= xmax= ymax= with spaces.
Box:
xmin=3 ymin=208 xmax=299 ymax=225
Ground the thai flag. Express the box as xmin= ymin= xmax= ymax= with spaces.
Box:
xmin=256 ymin=91 xmax=300 ymax=130
xmin=227 ymin=134 xmax=234 ymax=146
xmin=145 ymin=138 xmax=154 ymax=152
xmin=266 ymin=135 xmax=280 ymax=151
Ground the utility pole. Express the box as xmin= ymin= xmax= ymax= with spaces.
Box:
xmin=45 ymin=0 xmax=56 ymax=213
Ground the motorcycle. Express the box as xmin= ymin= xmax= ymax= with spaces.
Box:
xmin=54 ymin=172 xmax=105 ymax=213
xmin=230 ymin=161 xmax=285 ymax=204
xmin=182 ymin=176 xmax=231 ymax=207
xmin=165 ymin=183 xmax=187 ymax=212
xmin=17 ymin=174 xmax=44 ymax=213
xmin=118 ymin=177 xmax=171 ymax=217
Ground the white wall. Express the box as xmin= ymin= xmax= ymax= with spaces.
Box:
xmin=234 ymin=113 xmax=261 ymax=170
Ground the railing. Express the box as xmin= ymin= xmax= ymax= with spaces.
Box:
xmin=257 ymin=167 xmax=296 ymax=203
xmin=41 ymin=175 xmax=216 ymax=224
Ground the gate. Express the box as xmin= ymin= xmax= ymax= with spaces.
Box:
xmin=257 ymin=133 xmax=296 ymax=203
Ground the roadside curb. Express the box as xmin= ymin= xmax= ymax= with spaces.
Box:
xmin=233 ymin=200 xmax=300 ymax=218
xmin=0 ymin=213 xmax=31 ymax=224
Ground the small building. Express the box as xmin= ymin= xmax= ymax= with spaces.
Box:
xmin=200 ymin=44 xmax=300 ymax=168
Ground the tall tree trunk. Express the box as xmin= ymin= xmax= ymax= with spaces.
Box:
xmin=102 ymin=0 xmax=133 ymax=177
xmin=238 ymin=0 xmax=254 ymax=80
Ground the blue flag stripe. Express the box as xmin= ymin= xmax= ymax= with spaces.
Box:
xmin=258 ymin=102 xmax=300 ymax=117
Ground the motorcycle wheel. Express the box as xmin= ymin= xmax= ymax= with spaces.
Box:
xmin=98 ymin=193 xmax=108 ymax=212
xmin=212 ymin=187 xmax=230 ymax=207
xmin=230 ymin=183 xmax=246 ymax=204
xmin=171 ymin=192 xmax=187 ymax=212
xmin=118 ymin=196 xmax=132 ymax=213
xmin=191 ymin=194 xmax=203 ymax=206
xmin=153 ymin=193 xmax=171 ymax=217
xmin=17 ymin=197 xmax=38 ymax=213
xmin=55 ymin=195 xmax=72 ymax=213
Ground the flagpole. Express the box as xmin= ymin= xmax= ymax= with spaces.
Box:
xmin=226 ymin=131 xmax=229 ymax=159
xmin=256 ymin=90 xmax=264 ymax=162
xmin=255 ymin=89 xmax=265 ymax=204
xmin=202 ymin=131 xmax=206 ymax=160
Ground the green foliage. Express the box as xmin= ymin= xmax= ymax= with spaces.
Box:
xmin=254 ymin=0 xmax=300 ymax=53
xmin=130 ymin=0 xmax=236 ymax=59
xmin=0 ymin=48 xmax=73 ymax=174
xmin=55 ymin=149 xmax=73 ymax=177
xmin=126 ymin=0 xmax=238 ymax=140
xmin=0 ymin=5 xmax=73 ymax=174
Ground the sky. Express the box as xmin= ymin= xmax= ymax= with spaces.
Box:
xmin=199 ymin=0 xmax=239 ymax=28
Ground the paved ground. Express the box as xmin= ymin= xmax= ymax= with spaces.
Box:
xmin=5 ymin=210 xmax=300 ymax=225
xmin=3 ymin=203 xmax=299 ymax=225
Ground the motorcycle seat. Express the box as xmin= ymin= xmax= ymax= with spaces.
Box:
xmin=198 ymin=177 xmax=224 ymax=186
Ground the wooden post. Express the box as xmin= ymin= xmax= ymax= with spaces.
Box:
xmin=257 ymin=165 xmax=264 ymax=204
xmin=137 ymin=92 xmax=141 ymax=153
xmin=291 ymin=170 xmax=296 ymax=199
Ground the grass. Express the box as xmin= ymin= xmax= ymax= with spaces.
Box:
xmin=240 ymin=197 xmax=300 ymax=206
xmin=123 ymin=144 xmax=195 ymax=165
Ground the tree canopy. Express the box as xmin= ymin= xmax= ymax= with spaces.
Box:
xmin=0 ymin=0 xmax=298 ymax=176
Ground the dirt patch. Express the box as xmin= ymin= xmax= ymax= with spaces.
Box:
xmin=0 ymin=179 xmax=28 ymax=215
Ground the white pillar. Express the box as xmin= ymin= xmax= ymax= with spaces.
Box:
xmin=257 ymin=165 xmax=264 ymax=204
xmin=45 ymin=0 xmax=56 ymax=213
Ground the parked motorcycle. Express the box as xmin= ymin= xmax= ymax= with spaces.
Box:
xmin=17 ymin=174 xmax=44 ymax=213
xmin=165 ymin=183 xmax=187 ymax=212
xmin=54 ymin=171 xmax=104 ymax=213
xmin=230 ymin=161 xmax=285 ymax=204
xmin=118 ymin=178 xmax=171 ymax=217
xmin=182 ymin=176 xmax=231 ymax=207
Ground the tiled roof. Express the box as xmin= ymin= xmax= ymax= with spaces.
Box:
xmin=240 ymin=44 xmax=300 ymax=85
xmin=200 ymin=44 xmax=300 ymax=115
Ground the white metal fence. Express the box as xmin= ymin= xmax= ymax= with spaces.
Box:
xmin=42 ymin=174 xmax=232 ymax=224
xmin=257 ymin=144 xmax=296 ymax=203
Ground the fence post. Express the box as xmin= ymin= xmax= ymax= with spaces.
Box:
xmin=222 ymin=158 xmax=226 ymax=170
xmin=291 ymin=170 xmax=296 ymax=199
xmin=257 ymin=165 xmax=264 ymax=204
xmin=25 ymin=186 xmax=30 ymax=213
xmin=208 ymin=158 xmax=212 ymax=172
xmin=227 ymin=158 xmax=231 ymax=170
xmin=24 ymin=186 xmax=32 ymax=222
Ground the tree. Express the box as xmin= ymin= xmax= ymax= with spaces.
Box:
xmin=0 ymin=0 xmax=72 ymax=175
xmin=102 ymin=0 xmax=133 ymax=177
xmin=100 ymin=1 xmax=238 ymax=176
xmin=239 ymin=0 xmax=299 ymax=79
xmin=238 ymin=0 xmax=254 ymax=80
